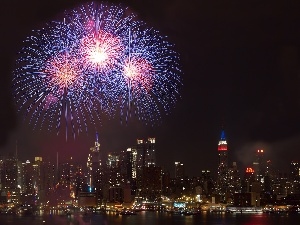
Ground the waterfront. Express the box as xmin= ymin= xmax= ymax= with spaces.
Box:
xmin=1 ymin=211 xmax=300 ymax=225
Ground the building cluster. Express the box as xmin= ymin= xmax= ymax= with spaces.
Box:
xmin=0 ymin=130 xmax=300 ymax=210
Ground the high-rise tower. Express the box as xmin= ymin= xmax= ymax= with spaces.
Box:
xmin=136 ymin=138 xmax=156 ymax=168
xmin=216 ymin=129 xmax=229 ymax=201
xmin=253 ymin=149 xmax=265 ymax=182
xmin=175 ymin=162 xmax=185 ymax=179
xmin=87 ymin=132 xmax=103 ymax=205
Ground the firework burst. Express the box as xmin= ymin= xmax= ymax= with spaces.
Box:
xmin=80 ymin=30 xmax=124 ymax=72
xmin=12 ymin=1 xmax=182 ymax=138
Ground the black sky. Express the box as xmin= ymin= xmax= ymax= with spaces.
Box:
xmin=1 ymin=0 xmax=300 ymax=177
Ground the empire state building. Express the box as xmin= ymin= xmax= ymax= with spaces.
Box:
xmin=216 ymin=129 xmax=229 ymax=201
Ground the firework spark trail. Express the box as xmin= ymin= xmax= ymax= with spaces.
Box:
xmin=12 ymin=1 xmax=182 ymax=138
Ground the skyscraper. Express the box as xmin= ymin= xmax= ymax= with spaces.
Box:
xmin=106 ymin=152 xmax=121 ymax=187
xmin=175 ymin=161 xmax=185 ymax=179
xmin=253 ymin=149 xmax=265 ymax=182
xmin=290 ymin=161 xmax=300 ymax=194
xmin=216 ymin=129 xmax=229 ymax=201
xmin=87 ymin=132 xmax=103 ymax=205
xmin=136 ymin=137 xmax=156 ymax=168
xmin=145 ymin=138 xmax=156 ymax=167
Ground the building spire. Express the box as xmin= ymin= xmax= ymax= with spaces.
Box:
xmin=91 ymin=131 xmax=100 ymax=152
xmin=220 ymin=130 xmax=226 ymax=141
xmin=96 ymin=131 xmax=99 ymax=143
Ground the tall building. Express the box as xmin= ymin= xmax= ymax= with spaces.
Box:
xmin=145 ymin=138 xmax=156 ymax=167
xmin=1 ymin=155 xmax=18 ymax=191
xmin=228 ymin=162 xmax=241 ymax=198
xmin=136 ymin=138 xmax=156 ymax=168
xmin=253 ymin=149 xmax=265 ymax=183
xmin=134 ymin=138 xmax=157 ymax=195
xmin=216 ymin=129 xmax=229 ymax=201
xmin=106 ymin=152 xmax=121 ymax=187
xmin=290 ymin=161 xmax=300 ymax=194
xmin=73 ymin=164 xmax=85 ymax=199
xmin=175 ymin=161 xmax=185 ymax=179
xmin=40 ymin=160 xmax=56 ymax=200
xmin=200 ymin=170 xmax=214 ymax=196
xmin=140 ymin=165 xmax=162 ymax=201
xmin=290 ymin=161 xmax=300 ymax=181
xmin=125 ymin=148 xmax=137 ymax=183
xmin=86 ymin=132 xmax=103 ymax=205
xmin=241 ymin=167 xmax=256 ymax=193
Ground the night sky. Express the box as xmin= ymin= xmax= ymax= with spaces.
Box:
xmin=1 ymin=0 xmax=300 ymax=177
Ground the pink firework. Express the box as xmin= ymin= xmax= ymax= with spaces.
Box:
xmin=43 ymin=94 xmax=59 ymax=110
xmin=81 ymin=30 xmax=123 ymax=72
xmin=45 ymin=53 xmax=82 ymax=91
xmin=123 ymin=56 xmax=153 ymax=94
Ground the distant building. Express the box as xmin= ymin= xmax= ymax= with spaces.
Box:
xmin=141 ymin=165 xmax=162 ymax=201
xmin=106 ymin=152 xmax=121 ymax=187
xmin=86 ymin=132 xmax=103 ymax=206
xmin=0 ymin=155 xmax=19 ymax=204
xmin=241 ymin=167 xmax=255 ymax=193
xmin=216 ymin=129 xmax=229 ymax=201
xmin=78 ymin=192 xmax=97 ymax=207
xmin=200 ymin=170 xmax=214 ymax=197
xmin=253 ymin=149 xmax=266 ymax=184
xmin=290 ymin=161 xmax=300 ymax=194
xmin=227 ymin=162 xmax=241 ymax=199
xmin=135 ymin=138 xmax=156 ymax=168
xmin=175 ymin=162 xmax=185 ymax=179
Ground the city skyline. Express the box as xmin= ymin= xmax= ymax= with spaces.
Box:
xmin=2 ymin=130 xmax=297 ymax=179
xmin=1 ymin=0 xmax=300 ymax=177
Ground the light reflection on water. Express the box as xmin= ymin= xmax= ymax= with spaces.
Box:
xmin=1 ymin=211 xmax=300 ymax=225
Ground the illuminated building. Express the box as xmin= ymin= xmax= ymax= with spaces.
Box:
xmin=107 ymin=152 xmax=120 ymax=168
xmin=175 ymin=161 xmax=185 ymax=179
xmin=106 ymin=152 xmax=121 ymax=187
xmin=253 ymin=149 xmax=265 ymax=183
xmin=241 ymin=167 xmax=256 ymax=193
xmin=0 ymin=155 xmax=19 ymax=204
xmin=290 ymin=161 xmax=300 ymax=181
xmin=136 ymin=138 xmax=156 ymax=168
xmin=145 ymin=138 xmax=156 ymax=167
xmin=241 ymin=167 xmax=261 ymax=206
xmin=73 ymin=164 xmax=85 ymax=198
xmin=290 ymin=161 xmax=300 ymax=194
xmin=216 ymin=129 xmax=229 ymax=201
xmin=264 ymin=159 xmax=275 ymax=192
xmin=21 ymin=160 xmax=35 ymax=204
xmin=125 ymin=148 xmax=137 ymax=184
xmin=86 ymin=132 xmax=103 ymax=205
xmin=134 ymin=138 xmax=156 ymax=196
xmin=200 ymin=170 xmax=214 ymax=196
xmin=228 ymin=162 xmax=241 ymax=198
xmin=41 ymin=160 xmax=56 ymax=198
xmin=161 ymin=170 xmax=171 ymax=196
xmin=1 ymin=156 xmax=18 ymax=190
